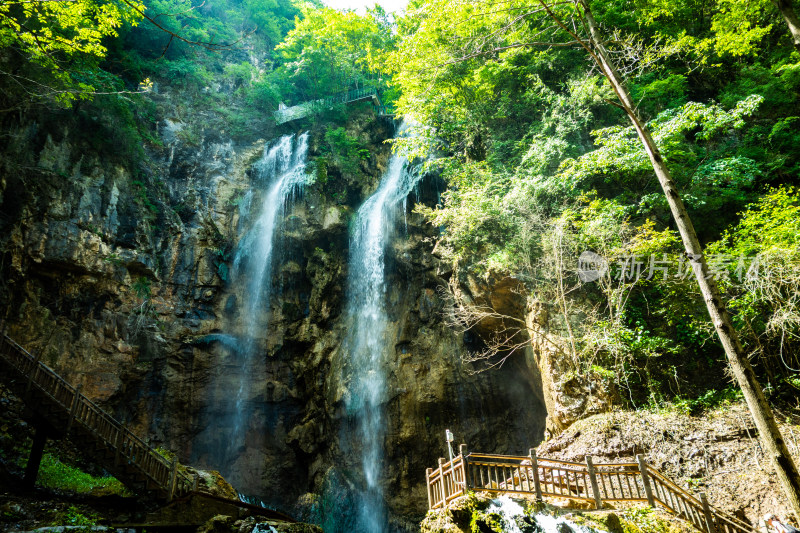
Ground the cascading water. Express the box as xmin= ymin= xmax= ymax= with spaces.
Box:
xmin=230 ymin=132 xmax=309 ymax=445
xmin=486 ymin=496 xmax=603 ymax=533
xmin=194 ymin=132 xmax=309 ymax=491
xmin=342 ymin=123 xmax=421 ymax=532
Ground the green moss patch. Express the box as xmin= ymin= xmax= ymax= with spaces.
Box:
xmin=36 ymin=453 xmax=129 ymax=496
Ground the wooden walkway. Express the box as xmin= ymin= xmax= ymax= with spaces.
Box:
xmin=274 ymin=87 xmax=389 ymax=125
xmin=427 ymin=446 xmax=758 ymax=533
xmin=0 ymin=330 xmax=197 ymax=501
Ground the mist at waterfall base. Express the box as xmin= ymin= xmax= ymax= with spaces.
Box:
xmin=320 ymin=125 xmax=423 ymax=532
xmin=191 ymin=133 xmax=309 ymax=493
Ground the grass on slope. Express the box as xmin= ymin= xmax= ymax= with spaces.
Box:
xmin=35 ymin=453 xmax=129 ymax=496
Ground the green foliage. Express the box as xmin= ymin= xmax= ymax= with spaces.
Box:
xmin=713 ymin=186 xmax=800 ymax=256
xmin=629 ymin=74 xmax=689 ymax=120
xmin=81 ymin=94 xmax=150 ymax=163
xmin=665 ymin=388 xmax=744 ymax=415
xmin=162 ymin=59 xmax=214 ymax=88
xmin=416 ymin=161 xmax=518 ymax=265
xmin=391 ymin=0 xmax=800 ymax=405
xmin=323 ymin=127 xmax=370 ymax=178
xmin=560 ymin=94 xmax=762 ymax=184
xmin=470 ymin=509 xmax=503 ymax=533
xmin=51 ymin=506 xmax=99 ymax=532
xmin=132 ymin=276 xmax=152 ymax=300
xmin=37 ymin=454 xmax=128 ymax=496
xmin=0 ymin=0 xmax=144 ymax=105
xmin=311 ymin=157 xmax=330 ymax=186
xmin=707 ymin=187 xmax=800 ymax=382
xmin=274 ymin=4 xmax=395 ymax=103
xmin=155 ymin=446 xmax=176 ymax=461
xmin=240 ymin=0 xmax=301 ymax=49
xmin=131 ymin=179 xmax=159 ymax=215
xmin=246 ymin=79 xmax=282 ymax=111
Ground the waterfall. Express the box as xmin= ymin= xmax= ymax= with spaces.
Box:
xmin=343 ymin=123 xmax=421 ymax=532
xmin=230 ymin=132 xmax=309 ymax=446
xmin=194 ymin=132 xmax=309 ymax=490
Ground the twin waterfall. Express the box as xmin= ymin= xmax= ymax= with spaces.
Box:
xmin=209 ymin=126 xmax=419 ymax=532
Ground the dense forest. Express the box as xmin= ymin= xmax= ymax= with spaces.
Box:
xmin=2 ymin=0 xmax=800 ymax=530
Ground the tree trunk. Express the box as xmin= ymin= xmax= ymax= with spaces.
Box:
xmin=773 ymin=0 xmax=800 ymax=53
xmin=577 ymin=0 xmax=800 ymax=518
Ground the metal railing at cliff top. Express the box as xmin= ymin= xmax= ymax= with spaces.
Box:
xmin=274 ymin=87 xmax=384 ymax=125
xmin=426 ymin=445 xmax=758 ymax=533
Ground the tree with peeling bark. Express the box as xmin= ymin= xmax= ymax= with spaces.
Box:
xmin=389 ymin=0 xmax=800 ymax=518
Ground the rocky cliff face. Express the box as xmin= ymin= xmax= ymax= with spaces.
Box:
xmin=0 ymin=96 xmax=547 ymax=530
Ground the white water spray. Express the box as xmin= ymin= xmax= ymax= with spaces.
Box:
xmin=487 ymin=496 xmax=603 ymax=533
xmin=343 ymin=123 xmax=421 ymax=532
xmin=225 ymin=132 xmax=309 ymax=473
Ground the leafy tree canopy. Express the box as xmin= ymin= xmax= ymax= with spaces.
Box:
xmin=274 ymin=3 xmax=395 ymax=103
xmin=0 ymin=0 xmax=144 ymax=104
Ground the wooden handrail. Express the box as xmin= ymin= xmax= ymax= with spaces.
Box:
xmin=426 ymin=448 xmax=759 ymax=533
xmin=0 ymin=333 xmax=197 ymax=501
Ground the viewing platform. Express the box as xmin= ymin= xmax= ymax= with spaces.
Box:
xmin=426 ymin=445 xmax=758 ymax=533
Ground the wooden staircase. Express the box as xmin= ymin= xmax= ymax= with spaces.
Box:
xmin=0 ymin=331 xmax=195 ymax=501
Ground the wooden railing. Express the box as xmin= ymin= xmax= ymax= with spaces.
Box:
xmin=426 ymin=446 xmax=757 ymax=533
xmin=0 ymin=332 xmax=196 ymax=501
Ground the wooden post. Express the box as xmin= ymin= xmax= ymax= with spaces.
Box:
xmin=426 ymin=467 xmax=433 ymax=509
xmin=529 ymin=448 xmax=542 ymax=501
xmin=114 ymin=428 xmax=121 ymax=467
xmin=168 ymin=457 xmax=178 ymax=501
xmin=586 ymin=456 xmax=603 ymax=509
xmin=22 ymin=426 xmax=48 ymax=489
xmin=24 ymin=350 xmax=41 ymax=399
xmin=700 ymin=493 xmax=716 ymax=533
xmin=66 ymin=384 xmax=83 ymax=433
xmin=193 ymin=473 xmax=199 ymax=492
xmin=637 ymin=454 xmax=655 ymax=507
xmin=438 ymin=458 xmax=447 ymax=506
xmin=459 ymin=443 xmax=468 ymax=492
